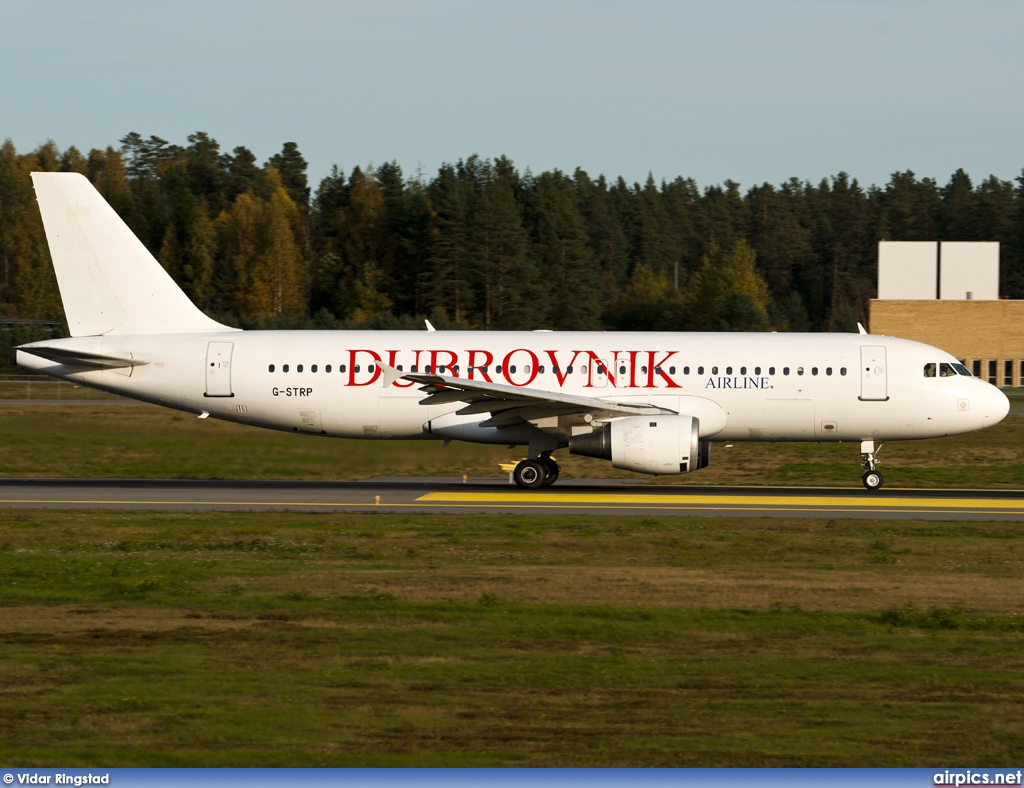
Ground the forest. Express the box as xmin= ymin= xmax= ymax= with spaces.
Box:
xmin=2 ymin=132 xmax=1023 ymax=365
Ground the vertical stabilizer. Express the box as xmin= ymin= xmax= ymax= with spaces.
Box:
xmin=31 ymin=172 xmax=236 ymax=337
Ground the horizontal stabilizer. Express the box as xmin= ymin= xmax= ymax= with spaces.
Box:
xmin=16 ymin=345 xmax=146 ymax=370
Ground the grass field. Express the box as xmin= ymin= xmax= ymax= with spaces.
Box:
xmin=0 ymin=403 xmax=1022 ymax=488
xmin=2 ymin=401 xmax=1023 ymax=765
xmin=1 ymin=510 xmax=1023 ymax=766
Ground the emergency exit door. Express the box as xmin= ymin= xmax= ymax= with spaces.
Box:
xmin=205 ymin=341 xmax=234 ymax=397
xmin=859 ymin=345 xmax=888 ymax=401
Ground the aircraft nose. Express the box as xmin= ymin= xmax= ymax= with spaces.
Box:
xmin=983 ymin=385 xmax=1010 ymax=427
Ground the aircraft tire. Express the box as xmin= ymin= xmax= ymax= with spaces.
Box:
xmin=513 ymin=459 xmax=547 ymax=489
xmin=862 ymin=470 xmax=884 ymax=491
xmin=539 ymin=457 xmax=560 ymax=486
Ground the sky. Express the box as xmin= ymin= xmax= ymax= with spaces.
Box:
xmin=3 ymin=0 xmax=1023 ymax=192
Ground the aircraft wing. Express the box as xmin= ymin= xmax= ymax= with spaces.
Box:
xmin=401 ymin=370 xmax=675 ymax=428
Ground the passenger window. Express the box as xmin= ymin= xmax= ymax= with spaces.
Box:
xmin=840 ymin=367 xmax=847 ymax=376
xmin=524 ymin=365 xmax=530 ymax=374
xmin=538 ymin=365 xmax=545 ymax=373
xmin=597 ymin=365 xmax=605 ymax=375
xmin=510 ymin=365 xmax=517 ymax=374
xmin=396 ymin=365 xmax=402 ymax=372
xmin=641 ymin=366 xmax=648 ymax=374
xmin=368 ymin=365 xmax=375 ymax=374
xmin=580 ymin=366 xmax=587 ymax=374
xmin=923 ymin=363 xmax=937 ymax=378
xmin=697 ymin=366 xmax=705 ymax=375
xmin=754 ymin=367 xmax=761 ymax=375
xmin=797 ymin=367 xmax=804 ymax=375
xmin=283 ymin=364 xmax=289 ymax=373
xmin=552 ymin=366 xmax=559 ymax=373
xmin=297 ymin=364 xmax=303 ymax=373
xmin=425 ymin=365 xmax=432 ymax=374
xmin=939 ymin=363 xmax=956 ymax=377
xmin=326 ymin=364 xmax=332 ymax=373
xmin=567 ymin=366 xmax=574 ymax=374
xmin=681 ymin=366 xmax=688 ymax=375
xmin=740 ymin=366 xmax=746 ymax=375
xmin=811 ymin=367 xmax=818 ymax=376
xmin=619 ymin=366 xmax=626 ymax=375
xmin=453 ymin=365 xmax=459 ymax=374
xmin=825 ymin=367 xmax=832 ymax=376
xmin=340 ymin=364 xmax=347 ymax=373
xmin=481 ymin=366 xmax=488 ymax=373
xmin=495 ymin=365 xmax=503 ymax=374
xmin=783 ymin=367 xmax=790 ymax=376
xmin=410 ymin=365 xmax=417 ymax=373
xmin=438 ymin=366 xmax=445 ymax=373
xmin=725 ymin=366 xmax=732 ymax=375
xmin=311 ymin=364 xmax=317 ymax=373
xmin=268 ymin=364 xmax=275 ymax=373
xmin=354 ymin=365 xmax=360 ymax=373
xmin=711 ymin=366 xmax=718 ymax=375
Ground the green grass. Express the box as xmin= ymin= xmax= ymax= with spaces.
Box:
xmin=2 ymin=510 xmax=1024 ymax=766
xmin=1 ymin=405 xmax=1023 ymax=487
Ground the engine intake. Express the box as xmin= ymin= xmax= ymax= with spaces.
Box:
xmin=569 ymin=415 xmax=710 ymax=475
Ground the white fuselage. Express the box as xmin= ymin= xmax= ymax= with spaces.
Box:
xmin=15 ymin=329 xmax=1010 ymax=449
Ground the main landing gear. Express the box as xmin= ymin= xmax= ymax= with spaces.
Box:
xmin=860 ymin=440 xmax=884 ymax=491
xmin=513 ymin=455 xmax=560 ymax=489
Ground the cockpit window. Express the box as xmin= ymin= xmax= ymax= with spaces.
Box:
xmin=952 ymin=363 xmax=971 ymax=376
xmin=923 ymin=363 xmax=936 ymax=378
xmin=939 ymin=363 xmax=957 ymax=377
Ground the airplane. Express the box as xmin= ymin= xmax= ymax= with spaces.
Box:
xmin=12 ymin=172 xmax=1011 ymax=491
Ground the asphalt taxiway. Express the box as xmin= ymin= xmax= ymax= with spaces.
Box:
xmin=1 ymin=477 xmax=1023 ymax=520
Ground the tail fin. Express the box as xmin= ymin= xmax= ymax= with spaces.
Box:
xmin=31 ymin=172 xmax=236 ymax=337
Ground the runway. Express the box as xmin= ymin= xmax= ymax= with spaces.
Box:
xmin=2 ymin=477 xmax=1024 ymax=520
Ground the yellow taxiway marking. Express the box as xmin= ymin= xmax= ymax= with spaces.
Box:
xmin=417 ymin=491 xmax=1024 ymax=510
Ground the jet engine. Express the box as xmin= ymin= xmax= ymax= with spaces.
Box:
xmin=569 ymin=415 xmax=711 ymax=475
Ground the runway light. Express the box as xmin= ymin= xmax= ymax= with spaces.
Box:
xmin=374 ymin=495 xmax=380 ymax=506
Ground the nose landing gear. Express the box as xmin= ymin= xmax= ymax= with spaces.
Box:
xmin=860 ymin=440 xmax=884 ymax=491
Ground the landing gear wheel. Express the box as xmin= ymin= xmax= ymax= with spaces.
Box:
xmin=862 ymin=470 xmax=884 ymax=491
xmin=539 ymin=457 xmax=560 ymax=487
xmin=513 ymin=459 xmax=547 ymax=489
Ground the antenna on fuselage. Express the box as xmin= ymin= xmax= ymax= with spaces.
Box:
xmin=857 ymin=322 xmax=868 ymax=335
xmin=425 ymin=320 xmax=436 ymax=332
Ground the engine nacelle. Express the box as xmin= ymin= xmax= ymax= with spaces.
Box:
xmin=569 ymin=415 xmax=711 ymax=475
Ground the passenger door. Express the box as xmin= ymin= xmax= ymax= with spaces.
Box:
xmin=859 ymin=346 xmax=888 ymax=401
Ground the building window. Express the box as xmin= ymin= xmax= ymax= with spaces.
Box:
xmin=988 ymin=359 xmax=997 ymax=384
xmin=1004 ymin=359 xmax=1013 ymax=387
